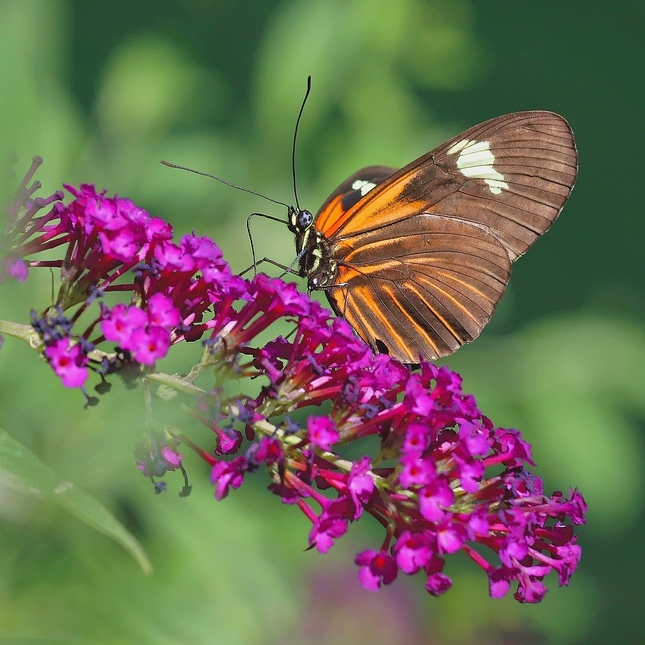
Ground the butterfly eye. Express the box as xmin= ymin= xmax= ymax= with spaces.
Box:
xmin=297 ymin=210 xmax=313 ymax=229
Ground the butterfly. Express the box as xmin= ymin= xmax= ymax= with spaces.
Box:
xmin=288 ymin=111 xmax=577 ymax=364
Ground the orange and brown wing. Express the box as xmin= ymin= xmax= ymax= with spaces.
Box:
xmin=325 ymin=214 xmax=512 ymax=362
xmin=315 ymin=111 xmax=577 ymax=362
xmin=314 ymin=166 xmax=397 ymax=236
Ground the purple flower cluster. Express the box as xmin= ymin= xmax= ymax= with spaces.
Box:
xmin=3 ymin=160 xmax=586 ymax=602
xmin=4 ymin=159 xmax=244 ymax=394
xmin=190 ymin=283 xmax=586 ymax=602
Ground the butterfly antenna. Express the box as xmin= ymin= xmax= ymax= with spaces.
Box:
xmin=291 ymin=76 xmax=312 ymax=211
xmin=160 ymin=160 xmax=290 ymax=209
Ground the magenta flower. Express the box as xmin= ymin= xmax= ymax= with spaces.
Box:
xmin=393 ymin=530 xmax=435 ymax=574
xmin=211 ymin=457 xmax=246 ymax=501
xmin=129 ymin=326 xmax=171 ymax=365
xmin=418 ymin=479 xmax=455 ymax=523
xmin=346 ymin=457 xmax=375 ymax=519
xmin=4 ymin=256 xmax=28 ymax=282
xmin=2 ymin=159 xmax=587 ymax=603
xmin=309 ymin=513 xmax=349 ymax=554
xmin=101 ymin=304 xmax=148 ymax=347
xmin=355 ymin=550 xmax=398 ymax=591
xmin=307 ymin=416 xmax=340 ymax=451
xmin=44 ymin=337 xmax=89 ymax=388
xmin=147 ymin=293 xmax=181 ymax=328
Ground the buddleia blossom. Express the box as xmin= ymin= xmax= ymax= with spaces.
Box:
xmin=185 ymin=281 xmax=586 ymax=602
xmin=1 ymin=159 xmax=586 ymax=603
xmin=3 ymin=158 xmax=244 ymax=400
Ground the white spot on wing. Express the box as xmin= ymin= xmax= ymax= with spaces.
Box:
xmin=449 ymin=138 xmax=509 ymax=195
xmin=447 ymin=139 xmax=469 ymax=155
xmin=351 ymin=179 xmax=377 ymax=196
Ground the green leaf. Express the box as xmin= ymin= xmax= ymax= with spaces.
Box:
xmin=0 ymin=427 xmax=152 ymax=575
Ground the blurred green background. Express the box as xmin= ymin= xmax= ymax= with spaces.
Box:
xmin=0 ymin=0 xmax=643 ymax=643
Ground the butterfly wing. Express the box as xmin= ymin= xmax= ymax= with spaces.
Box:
xmin=314 ymin=166 xmax=397 ymax=236
xmin=315 ymin=111 xmax=577 ymax=362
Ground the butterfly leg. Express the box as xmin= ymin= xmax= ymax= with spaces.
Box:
xmin=245 ymin=211 xmax=291 ymax=276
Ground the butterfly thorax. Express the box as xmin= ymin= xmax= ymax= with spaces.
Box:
xmin=288 ymin=206 xmax=338 ymax=290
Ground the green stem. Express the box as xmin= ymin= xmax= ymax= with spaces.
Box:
xmin=0 ymin=320 xmax=41 ymax=348
xmin=145 ymin=371 xmax=207 ymax=396
xmin=142 ymin=379 xmax=153 ymax=427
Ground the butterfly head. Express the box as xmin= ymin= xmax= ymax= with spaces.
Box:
xmin=288 ymin=205 xmax=313 ymax=235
